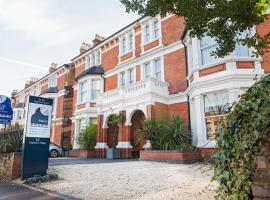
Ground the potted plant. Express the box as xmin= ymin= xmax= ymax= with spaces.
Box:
xmin=77 ymin=122 xmax=97 ymax=158
xmin=106 ymin=114 xmax=124 ymax=159
xmin=65 ymin=143 xmax=73 ymax=157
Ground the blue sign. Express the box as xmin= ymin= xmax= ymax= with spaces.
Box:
xmin=0 ymin=95 xmax=13 ymax=124
xmin=21 ymin=96 xmax=53 ymax=180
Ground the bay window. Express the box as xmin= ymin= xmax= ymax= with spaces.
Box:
xmin=203 ymin=91 xmax=229 ymax=139
xmin=154 ymin=59 xmax=161 ymax=80
xmin=91 ymin=79 xmax=100 ymax=100
xmin=48 ymin=74 xmax=57 ymax=88
xmin=78 ymin=81 xmax=87 ymax=103
xmin=91 ymin=54 xmax=96 ymax=66
xmin=200 ymin=35 xmax=219 ymax=65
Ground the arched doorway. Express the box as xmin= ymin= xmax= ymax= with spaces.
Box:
xmin=130 ymin=110 xmax=146 ymax=158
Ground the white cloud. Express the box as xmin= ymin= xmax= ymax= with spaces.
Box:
xmin=0 ymin=56 xmax=48 ymax=70
xmin=0 ymin=0 xmax=82 ymax=46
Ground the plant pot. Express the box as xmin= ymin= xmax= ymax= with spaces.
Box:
xmin=106 ymin=148 xmax=121 ymax=159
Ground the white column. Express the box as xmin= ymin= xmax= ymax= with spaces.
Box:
xmin=193 ymin=95 xmax=207 ymax=147
xmin=73 ymin=120 xmax=80 ymax=149
xmin=191 ymin=38 xmax=200 ymax=68
xmin=228 ymin=88 xmax=240 ymax=105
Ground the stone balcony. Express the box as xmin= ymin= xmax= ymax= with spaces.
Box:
xmin=98 ymin=78 xmax=169 ymax=108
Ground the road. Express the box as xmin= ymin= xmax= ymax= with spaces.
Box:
xmin=0 ymin=181 xmax=62 ymax=200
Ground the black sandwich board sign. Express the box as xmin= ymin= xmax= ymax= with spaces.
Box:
xmin=21 ymin=96 xmax=53 ymax=180
xmin=0 ymin=95 xmax=13 ymax=124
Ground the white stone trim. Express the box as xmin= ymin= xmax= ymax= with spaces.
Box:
xmin=95 ymin=142 xmax=109 ymax=149
xmin=116 ymin=141 xmax=133 ymax=149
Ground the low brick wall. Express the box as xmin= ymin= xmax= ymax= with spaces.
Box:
xmin=252 ymin=137 xmax=270 ymax=199
xmin=0 ymin=152 xmax=21 ymax=180
xmin=69 ymin=150 xmax=96 ymax=158
xmin=199 ymin=148 xmax=215 ymax=162
xmin=140 ymin=150 xmax=202 ymax=164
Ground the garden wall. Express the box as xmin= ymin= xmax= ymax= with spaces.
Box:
xmin=69 ymin=150 xmax=96 ymax=158
xmin=0 ymin=152 xmax=21 ymax=180
xmin=140 ymin=150 xmax=202 ymax=164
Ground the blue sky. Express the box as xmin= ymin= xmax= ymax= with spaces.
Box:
xmin=0 ymin=0 xmax=139 ymax=96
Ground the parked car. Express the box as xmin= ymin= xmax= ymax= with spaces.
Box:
xmin=49 ymin=142 xmax=64 ymax=158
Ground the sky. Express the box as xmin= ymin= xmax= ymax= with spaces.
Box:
xmin=0 ymin=0 xmax=139 ymax=96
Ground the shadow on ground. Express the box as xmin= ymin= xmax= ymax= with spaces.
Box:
xmin=49 ymin=157 xmax=139 ymax=166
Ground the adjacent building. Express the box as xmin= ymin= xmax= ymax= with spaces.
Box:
xmin=11 ymin=13 xmax=270 ymax=158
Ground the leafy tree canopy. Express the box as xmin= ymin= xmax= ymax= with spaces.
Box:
xmin=120 ymin=0 xmax=270 ymax=57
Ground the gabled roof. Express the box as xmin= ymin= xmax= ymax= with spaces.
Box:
xmin=75 ymin=65 xmax=104 ymax=81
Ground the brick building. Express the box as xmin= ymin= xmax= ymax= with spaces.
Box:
xmin=11 ymin=13 xmax=270 ymax=158
xmin=11 ymin=63 xmax=75 ymax=147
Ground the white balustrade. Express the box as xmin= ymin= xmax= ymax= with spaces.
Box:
xmin=99 ymin=78 xmax=169 ymax=105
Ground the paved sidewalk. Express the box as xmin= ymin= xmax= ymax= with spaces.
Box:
xmin=0 ymin=181 xmax=62 ymax=200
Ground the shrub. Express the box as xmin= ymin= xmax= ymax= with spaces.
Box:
xmin=214 ymin=74 xmax=270 ymax=199
xmin=135 ymin=115 xmax=193 ymax=151
xmin=78 ymin=122 xmax=97 ymax=151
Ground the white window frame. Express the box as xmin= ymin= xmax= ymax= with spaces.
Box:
xmin=127 ymin=68 xmax=135 ymax=84
xmin=153 ymin=20 xmax=160 ymax=39
xmin=91 ymin=79 xmax=101 ymax=100
xmin=154 ymin=58 xmax=162 ymax=80
xmin=128 ymin=33 xmax=134 ymax=51
xmin=143 ymin=62 xmax=151 ymax=78
xmin=78 ymin=81 xmax=87 ymax=103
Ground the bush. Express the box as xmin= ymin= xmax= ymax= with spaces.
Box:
xmin=78 ymin=122 xmax=97 ymax=151
xmin=214 ymin=74 xmax=270 ymax=199
xmin=135 ymin=115 xmax=193 ymax=151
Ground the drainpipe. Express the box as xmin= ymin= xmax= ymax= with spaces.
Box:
xmin=181 ymin=39 xmax=192 ymax=132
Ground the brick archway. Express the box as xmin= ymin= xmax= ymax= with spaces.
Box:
xmin=130 ymin=110 xmax=146 ymax=158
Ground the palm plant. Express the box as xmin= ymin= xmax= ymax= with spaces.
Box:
xmin=108 ymin=114 xmax=124 ymax=148
xmin=78 ymin=122 xmax=97 ymax=151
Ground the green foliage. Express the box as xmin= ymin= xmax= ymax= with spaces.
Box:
xmin=120 ymin=0 xmax=270 ymax=57
xmin=78 ymin=122 xmax=97 ymax=151
xmin=108 ymin=113 xmax=125 ymax=148
xmin=214 ymin=74 xmax=270 ymax=199
xmin=0 ymin=138 xmax=11 ymax=148
xmin=66 ymin=143 xmax=73 ymax=151
xmin=135 ymin=115 xmax=193 ymax=150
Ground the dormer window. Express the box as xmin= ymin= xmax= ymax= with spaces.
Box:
xmin=96 ymin=50 xmax=101 ymax=65
xmin=91 ymin=54 xmax=96 ymax=66
xmin=88 ymin=49 xmax=102 ymax=68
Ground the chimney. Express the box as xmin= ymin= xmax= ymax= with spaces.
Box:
xmin=11 ymin=89 xmax=17 ymax=98
xmin=92 ymin=34 xmax=105 ymax=46
xmin=49 ymin=63 xmax=58 ymax=73
xmin=80 ymin=42 xmax=91 ymax=54
xmin=24 ymin=80 xmax=30 ymax=89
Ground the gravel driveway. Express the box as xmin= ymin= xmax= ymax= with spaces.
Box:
xmin=36 ymin=158 xmax=217 ymax=200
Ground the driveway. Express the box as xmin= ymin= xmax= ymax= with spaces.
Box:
xmin=38 ymin=158 xmax=217 ymax=200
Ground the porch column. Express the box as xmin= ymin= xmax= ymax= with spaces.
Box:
xmin=228 ymin=88 xmax=240 ymax=105
xmin=116 ymin=111 xmax=132 ymax=158
xmin=95 ymin=114 xmax=108 ymax=158
xmin=193 ymin=95 xmax=207 ymax=147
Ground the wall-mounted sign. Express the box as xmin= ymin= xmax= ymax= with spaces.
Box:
xmin=0 ymin=95 xmax=13 ymax=124
xmin=21 ymin=96 xmax=53 ymax=180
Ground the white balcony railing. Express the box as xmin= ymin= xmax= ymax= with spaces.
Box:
xmin=99 ymin=78 xmax=169 ymax=105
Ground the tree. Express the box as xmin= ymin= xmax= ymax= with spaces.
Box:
xmin=120 ymin=0 xmax=270 ymax=57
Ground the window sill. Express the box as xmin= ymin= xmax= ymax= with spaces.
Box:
xmin=141 ymin=38 xmax=160 ymax=47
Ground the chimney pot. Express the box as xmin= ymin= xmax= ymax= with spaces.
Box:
xmin=92 ymin=34 xmax=105 ymax=46
xmin=80 ymin=42 xmax=91 ymax=54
